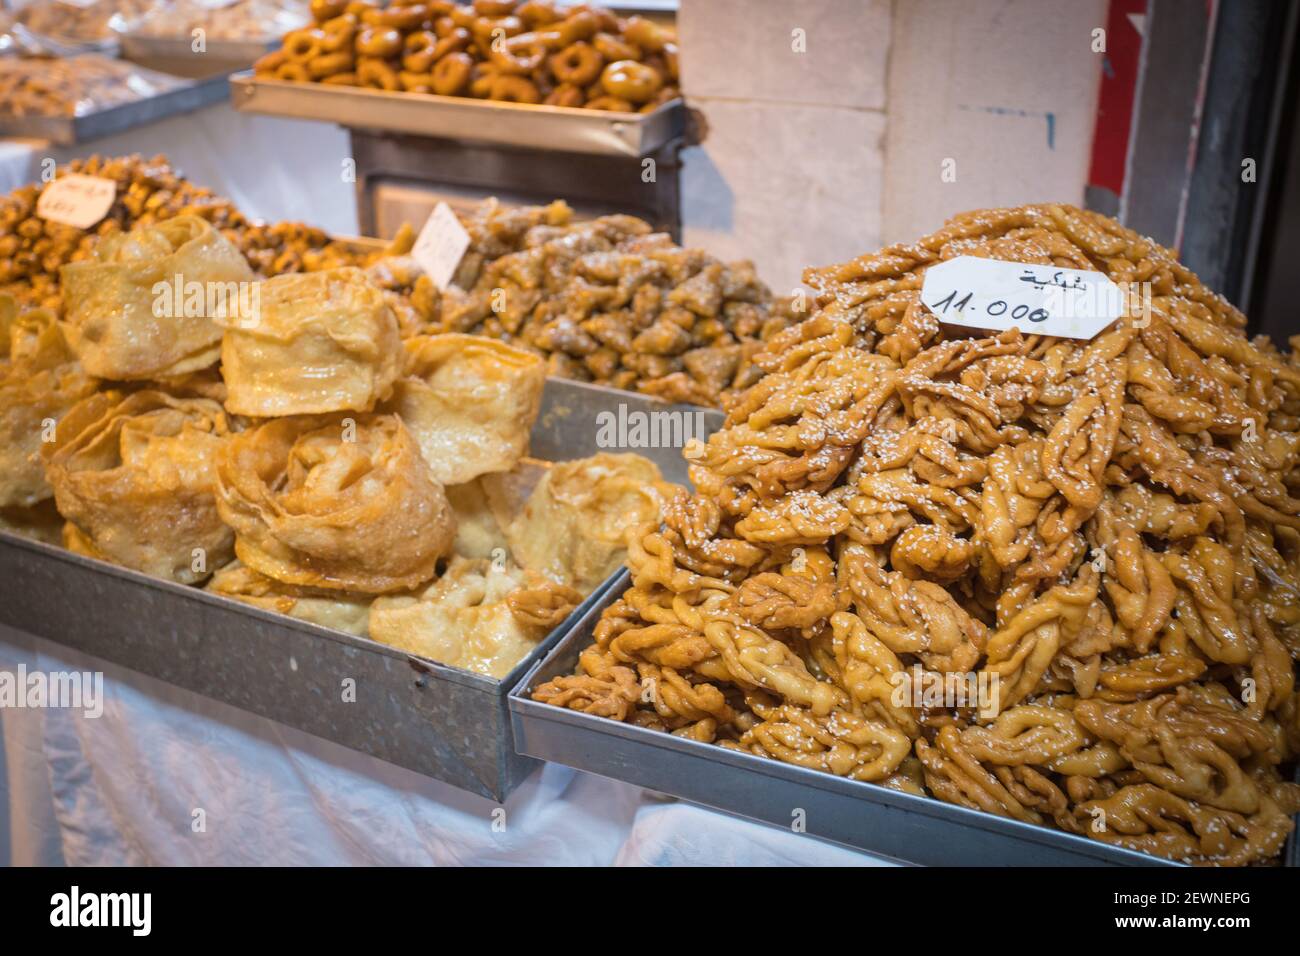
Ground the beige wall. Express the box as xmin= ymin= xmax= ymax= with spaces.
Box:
xmin=678 ymin=0 xmax=1106 ymax=289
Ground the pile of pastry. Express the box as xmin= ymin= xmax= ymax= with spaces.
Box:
xmin=534 ymin=204 xmax=1300 ymax=865
xmin=256 ymin=0 xmax=679 ymax=111
xmin=2 ymin=159 xmax=789 ymax=408
xmin=425 ymin=199 xmax=795 ymax=406
xmin=0 ymin=214 xmax=673 ymax=678
xmin=0 ymin=154 xmax=398 ymax=313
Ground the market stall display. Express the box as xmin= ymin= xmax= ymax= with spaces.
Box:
xmin=0 ymin=204 xmax=680 ymax=680
xmin=12 ymin=0 xmax=157 ymax=50
xmin=131 ymin=0 xmax=309 ymax=41
xmin=530 ymin=204 xmax=1300 ymax=866
xmin=429 ymin=198 xmax=795 ymax=406
xmin=0 ymin=54 xmax=188 ymax=117
xmin=253 ymin=0 xmax=679 ymax=111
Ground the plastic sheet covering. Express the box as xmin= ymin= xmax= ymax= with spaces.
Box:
xmin=0 ymin=625 xmax=893 ymax=866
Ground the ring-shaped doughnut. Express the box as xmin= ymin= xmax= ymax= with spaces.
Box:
xmin=544 ymin=82 xmax=584 ymax=107
xmin=284 ymin=29 xmax=325 ymax=62
xmin=489 ymin=32 xmax=547 ymax=74
xmin=356 ymin=26 xmax=403 ymax=58
xmin=489 ymin=74 xmax=541 ymax=103
xmin=309 ymin=51 xmax=354 ymax=78
xmin=583 ymin=94 xmax=633 ymax=111
xmin=357 ymin=56 xmax=401 ymax=90
xmin=549 ymin=41 xmax=602 ymax=85
xmin=599 ymin=59 xmax=661 ymax=104
xmin=431 ymin=51 xmax=474 ymax=96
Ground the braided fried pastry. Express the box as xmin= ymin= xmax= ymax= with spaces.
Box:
xmin=534 ymin=204 xmax=1300 ymax=865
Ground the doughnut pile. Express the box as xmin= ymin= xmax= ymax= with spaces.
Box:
xmin=432 ymin=199 xmax=795 ymax=406
xmin=533 ymin=204 xmax=1300 ymax=865
xmin=255 ymin=0 xmax=680 ymax=112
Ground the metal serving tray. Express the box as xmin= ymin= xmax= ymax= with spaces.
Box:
xmin=0 ymin=72 xmax=230 ymax=146
xmin=0 ymin=379 xmax=719 ymax=800
xmin=230 ymin=72 xmax=685 ymax=157
xmin=121 ymin=34 xmax=277 ymax=79
xmin=512 ymin=576 xmax=1300 ymax=866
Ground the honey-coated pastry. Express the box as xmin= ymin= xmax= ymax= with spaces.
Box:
xmin=207 ymin=560 xmax=372 ymax=637
xmin=217 ymin=267 xmax=403 ymax=417
xmin=368 ymin=554 xmax=581 ymax=678
xmin=215 ymin=412 xmax=455 ymax=593
xmin=386 ymin=333 xmax=544 ymax=483
xmin=433 ymin=199 xmax=794 ymax=406
xmin=534 ymin=203 xmax=1300 ymax=865
xmin=0 ymin=297 xmax=96 ymax=507
xmin=59 ymin=215 xmax=255 ymax=380
xmin=44 ymin=390 xmax=233 ymax=584
xmin=505 ymin=451 xmax=673 ymax=592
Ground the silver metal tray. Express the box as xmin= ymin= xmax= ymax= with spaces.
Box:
xmin=121 ymin=34 xmax=277 ymax=78
xmin=0 ymin=72 xmax=230 ymax=146
xmin=0 ymin=378 xmax=718 ymax=800
xmin=230 ymin=72 xmax=685 ymax=157
xmin=512 ymin=575 xmax=1300 ymax=866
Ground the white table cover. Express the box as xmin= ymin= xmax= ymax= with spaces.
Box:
xmin=0 ymin=625 xmax=891 ymax=867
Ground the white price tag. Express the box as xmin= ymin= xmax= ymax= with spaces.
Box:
xmin=412 ymin=202 xmax=471 ymax=291
xmin=36 ymin=174 xmax=116 ymax=230
xmin=919 ymin=256 xmax=1126 ymax=340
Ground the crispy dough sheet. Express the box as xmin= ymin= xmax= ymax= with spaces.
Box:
xmin=59 ymin=215 xmax=253 ymax=380
xmin=44 ymin=389 xmax=233 ymax=584
xmin=0 ymin=298 xmax=96 ymax=507
xmin=387 ymin=333 xmax=545 ymax=485
xmin=207 ymin=560 xmax=371 ymax=637
xmin=215 ymin=412 xmax=455 ymax=594
xmin=218 ymin=266 xmax=403 ymax=417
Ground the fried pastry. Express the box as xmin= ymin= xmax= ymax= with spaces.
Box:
xmin=207 ymin=560 xmax=371 ymax=637
xmin=214 ymin=412 xmax=455 ymax=594
xmin=44 ymin=390 xmax=233 ymax=584
xmin=387 ymin=333 xmax=544 ymax=484
xmin=368 ymin=555 xmax=582 ymax=679
xmin=506 ymin=452 xmax=673 ymax=591
xmin=533 ymin=203 xmax=1300 ymax=865
xmin=218 ymin=267 xmax=403 ymax=417
xmin=0 ymin=297 xmax=96 ymax=507
xmin=59 ymin=215 xmax=254 ymax=380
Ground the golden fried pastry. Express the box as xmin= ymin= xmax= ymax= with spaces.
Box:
xmin=0 ymin=297 xmax=96 ymax=508
xmin=44 ymin=390 xmax=233 ymax=584
xmin=214 ymin=412 xmax=455 ymax=594
xmin=254 ymin=0 xmax=681 ymax=113
xmin=432 ymin=199 xmax=793 ymax=406
xmin=386 ymin=333 xmax=544 ymax=484
xmin=534 ymin=203 xmax=1300 ymax=866
xmin=207 ymin=560 xmax=372 ymax=636
xmin=506 ymin=452 xmax=673 ymax=591
xmin=217 ymin=267 xmax=403 ymax=417
xmin=59 ymin=215 xmax=255 ymax=380
xmin=368 ymin=554 xmax=581 ymax=678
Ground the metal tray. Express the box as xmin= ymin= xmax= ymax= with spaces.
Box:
xmin=0 ymin=72 xmax=230 ymax=146
xmin=230 ymin=72 xmax=686 ymax=157
xmin=121 ymin=34 xmax=277 ymax=79
xmin=0 ymin=378 xmax=718 ymax=800
xmin=511 ymin=575 xmax=1300 ymax=866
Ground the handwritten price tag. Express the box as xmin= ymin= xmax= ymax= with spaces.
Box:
xmin=919 ymin=256 xmax=1126 ymax=340
xmin=412 ymin=201 xmax=471 ymax=291
xmin=36 ymin=174 xmax=117 ymax=230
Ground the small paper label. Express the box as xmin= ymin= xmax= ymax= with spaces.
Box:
xmin=412 ymin=202 xmax=471 ymax=291
xmin=36 ymin=174 xmax=116 ymax=230
xmin=919 ymin=255 xmax=1126 ymax=340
